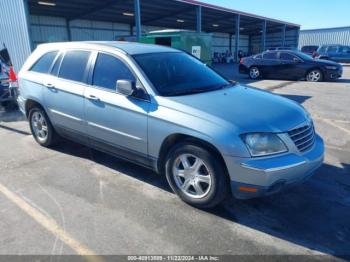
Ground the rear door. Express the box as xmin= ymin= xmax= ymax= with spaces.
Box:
xmin=84 ymin=51 xmax=149 ymax=159
xmin=326 ymin=46 xmax=339 ymax=61
xmin=44 ymin=49 xmax=92 ymax=142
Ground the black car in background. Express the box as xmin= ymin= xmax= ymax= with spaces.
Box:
xmin=239 ymin=50 xmax=343 ymax=82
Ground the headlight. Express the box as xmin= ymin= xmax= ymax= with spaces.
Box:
xmin=325 ymin=66 xmax=338 ymax=70
xmin=242 ymin=133 xmax=288 ymax=157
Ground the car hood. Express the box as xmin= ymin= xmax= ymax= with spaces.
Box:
xmin=311 ymin=58 xmax=340 ymax=66
xmin=157 ymin=85 xmax=308 ymax=133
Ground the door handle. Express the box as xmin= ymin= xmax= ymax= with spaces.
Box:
xmin=44 ymin=83 xmax=55 ymax=89
xmin=87 ymin=95 xmax=100 ymax=101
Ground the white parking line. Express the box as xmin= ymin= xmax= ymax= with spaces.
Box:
xmin=0 ymin=182 xmax=104 ymax=262
xmin=314 ymin=117 xmax=350 ymax=136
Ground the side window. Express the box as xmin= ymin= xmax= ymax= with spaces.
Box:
xmin=92 ymin=53 xmax=136 ymax=90
xmin=30 ymin=51 xmax=58 ymax=74
xmin=50 ymin=53 xmax=63 ymax=76
xmin=58 ymin=50 xmax=91 ymax=82
xmin=279 ymin=52 xmax=295 ymax=61
xmin=263 ymin=52 xmax=278 ymax=60
xmin=327 ymin=46 xmax=338 ymax=53
xmin=254 ymin=54 xmax=262 ymax=59
xmin=339 ymin=46 xmax=350 ymax=53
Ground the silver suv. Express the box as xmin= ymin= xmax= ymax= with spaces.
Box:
xmin=18 ymin=42 xmax=324 ymax=208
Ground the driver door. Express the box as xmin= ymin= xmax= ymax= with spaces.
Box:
xmin=84 ymin=52 xmax=150 ymax=158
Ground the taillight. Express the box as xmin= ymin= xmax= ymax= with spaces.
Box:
xmin=240 ymin=58 xmax=244 ymax=64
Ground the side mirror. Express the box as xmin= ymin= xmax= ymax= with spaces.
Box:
xmin=116 ymin=80 xmax=135 ymax=96
xmin=293 ymin=57 xmax=302 ymax=63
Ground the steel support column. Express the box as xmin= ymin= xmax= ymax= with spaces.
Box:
xmin=196 ymin=6 xmax=202 ymax=33
xmin=66 ymin=19 xmax=72 ymax=41
xmin=235 ymin=14 xmax=240 ymax=62
xmin=134 ymin=0 xmax=141 ymax=42
xmin=262 ymin=20 xmax=267 ymax=52
xmin=282 ymin=24 xmax=287 ymax=46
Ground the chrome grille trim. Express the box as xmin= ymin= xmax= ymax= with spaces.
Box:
xmin=288 ymin=122 xmax=315 ymax=153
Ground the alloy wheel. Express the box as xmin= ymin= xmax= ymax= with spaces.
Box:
xmin=31 ymin=111 xmax=48 ymax=142
xmin=172 ymin=154 xmax=212 ymax=199
xmin=307 ymin=70 xmax=321 ymax=82
xmin=250 ymin=67 xmax=260 ymax=79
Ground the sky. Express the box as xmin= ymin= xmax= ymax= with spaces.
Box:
xmin=202 ymin=0 xmax=350 ymax=30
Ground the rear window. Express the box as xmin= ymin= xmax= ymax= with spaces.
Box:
xmin=263 ymin=52 xmax=278 ymax=59
xmin=58 ymin=50 xmax=91 ymax=82
xmin=30 ymin=51 xmax=58 ymax=74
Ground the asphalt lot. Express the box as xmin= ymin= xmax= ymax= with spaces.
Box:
xmin=0 ymin=65 xmax=349 ymax=259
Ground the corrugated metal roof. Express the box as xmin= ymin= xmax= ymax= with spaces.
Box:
xmin=175 ymin=0 xmax=300 ymax=27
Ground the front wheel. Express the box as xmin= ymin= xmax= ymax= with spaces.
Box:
xmin=306 ymin=69 xmax=323 ymax=82
xmin=249 ymin=66 xmax=261 ymax=80
xmin=165 ymin=143 xmax=229 ymax=208
xmin=29 ymin=107 xmax=58 ymax=147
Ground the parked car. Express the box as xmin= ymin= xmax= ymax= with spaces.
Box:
xmin=301 ymin=45 xmax=319 ymax=56
xmin=18 ymin=42 xmax=324 ymax=208
xmin=0 ymin=61 xmax=17 ymax=111
xmin=267 ymin=47 xmax=298 ymax=51
xmin=239 ymin=50 xmax=343 ymax=82
xmin=315 ymin=45 xmax=350 ymax=63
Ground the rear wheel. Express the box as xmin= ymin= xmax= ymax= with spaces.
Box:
xmin=249 ymin=66 xmax=261 ymax=79
xmin=306 ymin=69 xmax=323 ymax=82
xmin=29 ymin=107 xmax=58 ymax=147
xmin=165 ymin=143 xmax=229 ymax=208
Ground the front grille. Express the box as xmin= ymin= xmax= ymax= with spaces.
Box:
xmin=288 ymin=123 xmax=315 ymax=152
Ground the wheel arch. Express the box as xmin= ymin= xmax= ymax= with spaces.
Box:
xmin=25 ymin=99 xmax=46 ymax=118
xmin=306 ymin=67 xmax=324 ymax=79
xmin=157 ymin=133 xmax=229 ymax=178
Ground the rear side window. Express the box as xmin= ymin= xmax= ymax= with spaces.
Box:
xmin=58 ymin=50 xmax=91 ymax=82
xmin=263 ymin=52 xmax=278 ymax=59
xmin=30 ymin=51 xmax=58 ymax=74
xmin=92 ymin=53 xmax=135 ymax=90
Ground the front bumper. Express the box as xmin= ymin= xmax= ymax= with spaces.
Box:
xmin=324 ymin=68 xmax=343 ymax=80
xmin=239 ymin=64 xmax=249 ymax=74
xmin=224 ymin=135 xmax=324 ymax=199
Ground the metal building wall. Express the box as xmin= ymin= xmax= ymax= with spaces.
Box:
xmin=30 ymin=15 xmax=132 ymax=48
xmin=212 ymin=33 xmax=249 ymax=55
xmin=251 ymin=29 xmax=299 ymax=53
xmin=299 ymin=27 xmax=350 ymax=48
xmin=0 ymin=0 xmax=32 ymax=71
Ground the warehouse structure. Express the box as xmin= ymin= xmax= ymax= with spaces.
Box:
xmin=0 ymin=0 xmax=300 ymax=71
xmin=299 ymin=26 xmax=350 ymax=49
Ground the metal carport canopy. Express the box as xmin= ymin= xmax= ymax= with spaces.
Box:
xmin=28 ymin=0 xmax=300 ymax=36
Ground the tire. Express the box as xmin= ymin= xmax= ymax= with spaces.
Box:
xmin=306 ymin=69 xmax=323 ymax=82
xmin=29 ymin=107 xmax=58 ymax=147
xmin=165 ymin=142 xmax=229 ymax=208
xmin=249 ymin=66 xmax=261 ymax=80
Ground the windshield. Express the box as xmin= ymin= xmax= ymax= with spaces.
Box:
xmin=132 ymin=52 xmax=230 ymax=96
xmin=294 ymin=51 xmax=314 ymax=60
